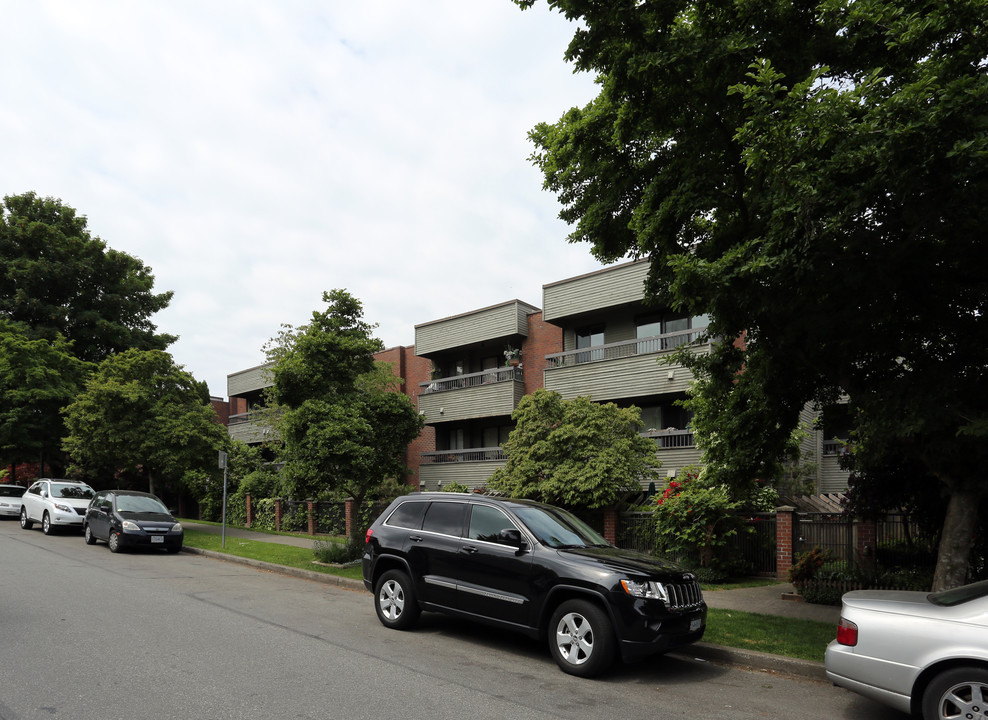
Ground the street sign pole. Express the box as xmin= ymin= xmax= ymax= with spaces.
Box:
xmin=218 ymin=451 xmax=229 ymax=548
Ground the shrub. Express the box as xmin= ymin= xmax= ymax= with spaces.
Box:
xmin=789 ymin=547 xmax=830 ymax=586
xmin=441 ymin=482 xmax=470 ymax=493
xmin=313 ymin=540 xmax=362 ymax=565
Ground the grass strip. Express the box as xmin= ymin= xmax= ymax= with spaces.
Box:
xmin=183 ymin=530 xmax=833 ymax=662
xmin=183 ymin=529 xmax=363 ymax=581
xmin=704 ymin=607 xmax=834 ymax=663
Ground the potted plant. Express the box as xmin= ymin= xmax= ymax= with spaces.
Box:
xmin=503 ymin=347 xmax=522 ymax=366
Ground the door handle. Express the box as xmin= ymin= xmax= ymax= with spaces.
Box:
xmin=461 ymin=545 xmax=478 ymax=554
xmin=409 ymin=535 xmax=423 ymax=543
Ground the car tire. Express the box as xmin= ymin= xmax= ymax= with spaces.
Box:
xmin=374 ymin=569 xmax=420 ymax=630
xmin=84 ymin=524 xmax=97 ymax=545
xmin=922 ymin=666 xmax=988 ymax=720
xmin=20 ymin=507 xmax=33 ymax=530
xmin=108 ymin=531 xmax=123 ymax=553
xmin=42 ymin=512 xmax=54 ymax=535
xmin=548 ymin=599 xmax=616 ymax=678
xmin=166 ymin=544 xmax=182 ymax=554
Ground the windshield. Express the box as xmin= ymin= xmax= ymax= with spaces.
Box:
xmin=52 ymin=483 xmax=94 ymax=500
xmin=929 ymin=580 xmax=988 ymax=607
xmin=116 ymin=495 xmax=169 ymax=514
xmin=513 ymin=505 xmax=609 ymax=548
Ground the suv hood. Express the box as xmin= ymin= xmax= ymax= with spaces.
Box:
xmin=558 ymin=546 xmax=693 ymax=580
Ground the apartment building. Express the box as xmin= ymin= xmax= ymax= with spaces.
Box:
xmin=224 ymin=259 xmax=849 ymax=494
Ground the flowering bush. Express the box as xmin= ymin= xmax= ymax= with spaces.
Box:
xmin=653 ymin=465 xmax=777 ymax=572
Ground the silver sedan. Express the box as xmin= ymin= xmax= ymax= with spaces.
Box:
xmin=826 ymin=581 xmax=988 ymax=720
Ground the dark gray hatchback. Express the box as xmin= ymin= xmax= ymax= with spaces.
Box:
xmin=83 ymin=490 xmax=184 ymax=553
xmin=362 ymin=492 xmax=706 ymax=677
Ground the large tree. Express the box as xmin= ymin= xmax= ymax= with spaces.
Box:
xmin=267 ymin=290 xmax=424 ymax=543
xmin=487 ymin=390 xmax=661 ymax=509
xmin=519 ymin=0 xmax=988 ymax=589
xmin=0 ymin=319 xmax=93 ymax=476
xmin=1 ymin=192 xmax=175 ymax=363
xmin=62 ymin=349 xmax=228 ymax=496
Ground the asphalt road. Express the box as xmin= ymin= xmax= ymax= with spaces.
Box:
xmin=0 ymin=519 xmax=903 ymax=720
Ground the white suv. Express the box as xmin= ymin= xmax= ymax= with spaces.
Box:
xmin=20 ymin=479 xmax=96 ymax=535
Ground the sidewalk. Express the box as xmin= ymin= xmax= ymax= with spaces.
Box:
xmin=182 ymin=522 xmax=838 ymax=680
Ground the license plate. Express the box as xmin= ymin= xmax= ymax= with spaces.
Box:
xmin=690 ymin=618 xmax=702 ymax=632
xmin=150 ymin=535 xmax=164 ymax=544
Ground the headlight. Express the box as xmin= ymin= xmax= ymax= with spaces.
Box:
xmin=171 ymin=522 xmax=183 ymax=533
xmin=122 ymin=520 xmax=141 ymax=532
xmin=620 ymin=579 xmax=670 ymax=602
xmin=53 ymin=503 xmax=73 ymax=514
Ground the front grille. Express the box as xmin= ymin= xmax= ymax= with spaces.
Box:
xmin=666 ymin=581 xmax=703 ymax=609
xmin=74 ymin=507 xmax=87 ymax=516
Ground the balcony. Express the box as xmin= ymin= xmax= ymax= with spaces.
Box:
xmin=417 ymin=367 xmax=525 ymax=423
xmin=227 ymin=411 xmax=275 ymax=444
xmin=419 ymin=447 xmax=506 ymax=491
xmin=544 ymin=329 xmax=710 ymax=402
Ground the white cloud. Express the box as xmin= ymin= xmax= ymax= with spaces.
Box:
xmin=1 ymin=0 xmax=606 ymax=396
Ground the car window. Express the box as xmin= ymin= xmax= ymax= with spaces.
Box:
xmin=0 ymin=486 xmax=25 ymax=497
xmin=514 ymin=505 xmax=609 ymax=548
xmin=929 ymin=580 xmax=988 ymax=606
xmin=28 ymin=483 xmax=43 ymax=495
xmin=421 ymin=501 xmax=467 ymax=537
xmin=51 ymin=483 xmax=95 ymax=500
xmin=116 ymin=495 xmax=169 ymax=514
xmin=385 ymin=501 xmax=428 ymax=530
xmin=468 ymin=504 xmax=516 ymax=543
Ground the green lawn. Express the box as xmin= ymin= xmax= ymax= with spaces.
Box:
xmin=181 ymin=529 xmax=832 ymax=662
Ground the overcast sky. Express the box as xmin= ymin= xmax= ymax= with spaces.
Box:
xmin=2 ymin=1 xmax=608 ymax=397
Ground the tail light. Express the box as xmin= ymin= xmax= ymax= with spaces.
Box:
xmin=365 ymin=528 xmax=374 ymax=545
xmin=836 ymin=617 xmax=858 ymax=646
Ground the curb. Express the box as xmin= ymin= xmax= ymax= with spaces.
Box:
xmin=183 ymin=546 xmax=828 ymax=681
xmin=181 ymin=546 xmax=367 ymax=592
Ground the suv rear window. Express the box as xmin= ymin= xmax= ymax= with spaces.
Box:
xmin=385 ymin=501 xmax=428 ymax=530
xmin=421 ymin=502 xmax=467 ymax=537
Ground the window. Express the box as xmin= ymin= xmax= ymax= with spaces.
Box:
xmin=468 ymin=505 xmax=515 ymax=543
xmin=422 ymin=502 xmax=467 ymax=537
xmin=576 ymin=324 xmax=605 ymax=363
xmin=386 ymin=501 xmax=428 ymax=530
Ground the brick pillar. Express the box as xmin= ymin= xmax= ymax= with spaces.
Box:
xmin=856 ymin=518 xmax=877 ymax=573
xmin=776 ymin=506 xmax=796 ymax=581
xmin=307 ymin=499 xmax=315 ymax=535
xmin=274 ymin=498 xmax=282 ymax=532
xmin=345 ymin=498 xmax=355 ymax=542
xmin=602 ymin=508 xmax=618 ymax=545
xmin=245 ymin=494 xmax=253 ymax=528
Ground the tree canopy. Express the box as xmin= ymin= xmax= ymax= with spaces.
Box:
xmin=62 ymin=349 xmax=228 ymax=496
xmin=268 ymin=290 xmax=423 ymax=542
xmin=1 ymin=192 xmax=175 ymax=363
xmin=0 ymin=319 xmax=93 ymax=473
xmin=519 ymin=0 xmax=988 ymax=589
xmin=487 ymin=390 xmax=660 ymax=508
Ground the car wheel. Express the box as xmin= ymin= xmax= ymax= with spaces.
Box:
xmin=108 ymin=531 xmax=122 ymax=553
xmin=548 ymin=599 xmax=616 ymax=678
xmin=42 ymin=512 xmax=54 ymax=535
xmin=374 ymin=569 xmax=420 ymax=630
xmin=84 ymin=524 xmax=97 ymax=545
xmin=922 ymin=666 xmax=988 ymax=720
xmin=20 ymin=507 xmax=33 ymax=530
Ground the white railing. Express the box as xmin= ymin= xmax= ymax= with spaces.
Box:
xmin=421 ymin=447 xmax=506 ymax=464
xmin=642 ymin=429 xmax=695 ymax=449
xmin=419 ymin=366 xmax=522 ymax=395
xmin=545 ymin=328 xmax=708 ymax=369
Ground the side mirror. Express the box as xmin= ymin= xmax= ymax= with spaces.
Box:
xmin=498 ymin=528 xmax=525 ymax=549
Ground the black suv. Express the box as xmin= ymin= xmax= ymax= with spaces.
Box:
xmin=362 ymin=492 xmax=706 ymax=677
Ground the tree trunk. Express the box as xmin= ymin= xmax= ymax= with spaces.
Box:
xmin=148 ymin=470 xmax=155 ymax=497
xmin=931 ymin=486 xmax=980 ymax=592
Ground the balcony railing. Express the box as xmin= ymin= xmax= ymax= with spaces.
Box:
xmin=642 ymin=429 xmax=695 ymax=449
xmin=421 ymin=447 xmax=506 ymax=464
xmin=545 ymin=328 xmax=707 ymax=369
xmin=419 ymin=366 xmax=522 ymax=395
xmin=823 ymin=439 xmax=847 ymax=456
